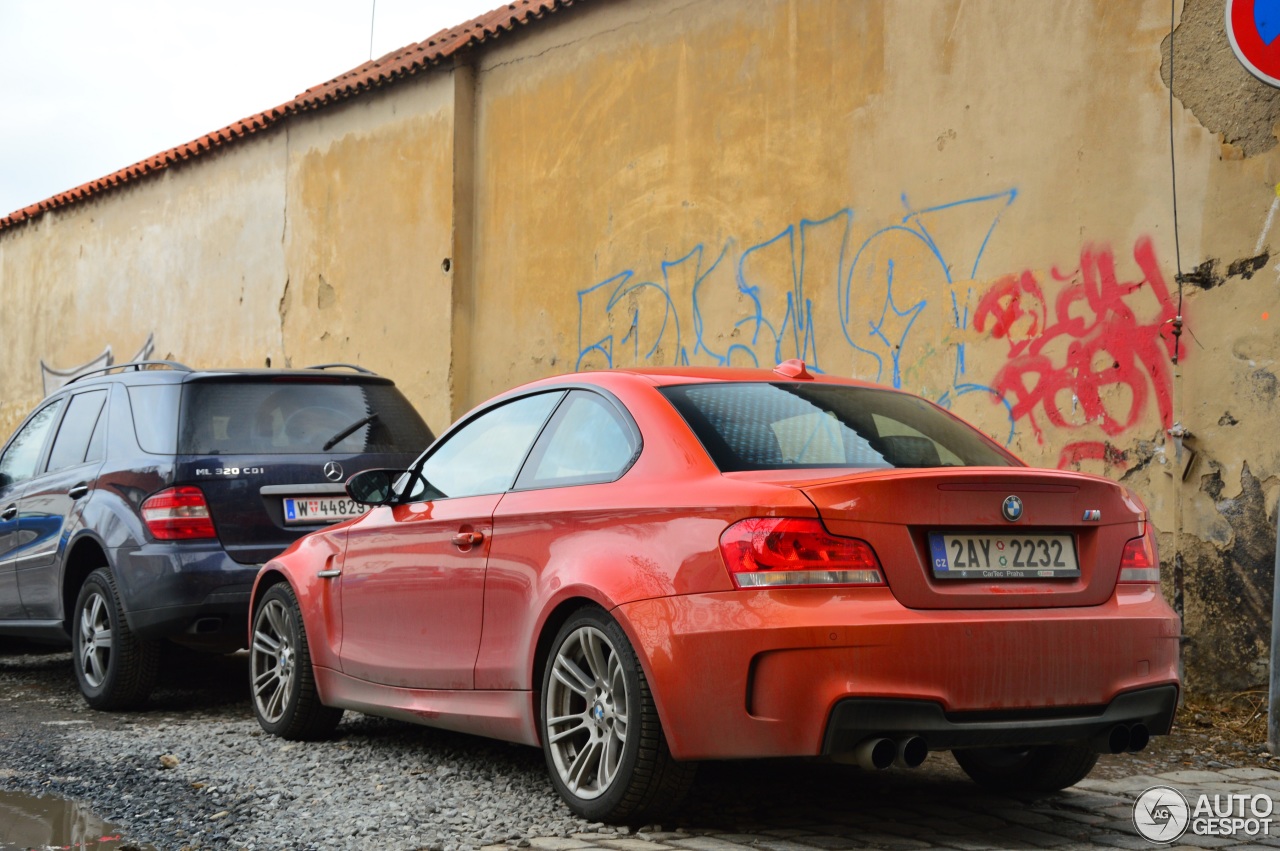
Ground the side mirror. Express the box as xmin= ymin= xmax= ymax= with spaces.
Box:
xmin=345 ymin=469 xmax=403 ymax=506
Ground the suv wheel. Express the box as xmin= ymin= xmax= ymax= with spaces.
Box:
xmin=73 ymin=567 xmax=160 ymax=710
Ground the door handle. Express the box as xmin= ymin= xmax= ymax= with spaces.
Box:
xmin=451 ymin=531 xmax=484 ymax=549
xmin=317 ymin=569 xmax=342 ymax=579
xmin=0 ymin=504 xmax=15 ymax=521
xmin=69 ymin=484 xmax=89 ymax=500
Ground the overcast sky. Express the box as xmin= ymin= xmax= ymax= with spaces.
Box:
xmin=0 ymin=0 xmax=502 ymax=217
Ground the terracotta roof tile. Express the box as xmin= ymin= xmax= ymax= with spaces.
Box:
xmin=0 ymin=0 xmax=579 ymax=232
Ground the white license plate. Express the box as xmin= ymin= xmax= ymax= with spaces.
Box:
xmin=929 ymin=533 xmax=1079 ymax=579
xmin=283 ymin=496 xmax=370 ymax=525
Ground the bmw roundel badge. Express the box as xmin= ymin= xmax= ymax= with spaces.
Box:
xmin=1002 ymin=495 xmax=1024 ymax=522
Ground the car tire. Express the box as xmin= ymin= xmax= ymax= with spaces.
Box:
xmin=72 ymin=567 xmax=161 ymax=710
xmin=250 ymin=583 xmax=342 ymax=740
xmin=953 ymin=744 xmax=1099 ymax=793
xmin=540 ymin=607 xmax=695 ymax=823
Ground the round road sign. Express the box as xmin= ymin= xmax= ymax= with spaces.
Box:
xmin=1227 ymin=0 xmax=1280 ymax=87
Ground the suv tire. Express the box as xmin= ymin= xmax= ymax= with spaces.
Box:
xmin=73 ymin=567 xmax=161 ymax=710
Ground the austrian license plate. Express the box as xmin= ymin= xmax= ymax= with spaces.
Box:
xmin=928 ymin=532 xmax=1080 ymax=579
xmin=283 ymin=496 xmax=370 ymax=525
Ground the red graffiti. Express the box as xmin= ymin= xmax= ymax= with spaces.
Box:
xmin=974 ymin=237 xmax=1186 ymax=467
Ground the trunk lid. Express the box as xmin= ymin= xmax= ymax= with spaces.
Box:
xmin=733 ymin=467 xmax=1145 ymax=609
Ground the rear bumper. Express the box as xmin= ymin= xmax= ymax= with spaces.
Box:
xmin=111 ymin=543 xmax=260 ymax=648
xmin=615 ymin=587 xmax=1181 ymax=761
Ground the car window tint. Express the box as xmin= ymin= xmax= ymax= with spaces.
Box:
xmin=46 ymin=390 xmax=108 ymax=472
xmin=659 ymin=382 xmax=1013 ymax=472
xmin=0 ymin=401 xmax=63 ymax=486
xmin=417 ymin=392 xmax=563 ymax=500
xmin=127 ymin=384 xmax=181 ymax=454
xmin=178 ymin=381 xmax=433 ymax=455
xmin=84 ymin=403 xmax=108 ymax=464
xmin=518 ymin=391 xmax=637 ymax=488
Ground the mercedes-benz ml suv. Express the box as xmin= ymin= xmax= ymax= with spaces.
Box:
xmin=0 ymin=361 xmax=434 ymax=709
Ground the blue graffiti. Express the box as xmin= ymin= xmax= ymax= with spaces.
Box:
xmin=574 ymin=190 xmax=1019 ymax=440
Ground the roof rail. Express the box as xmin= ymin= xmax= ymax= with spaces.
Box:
xmin=65 ymin=360 xmax=193 ymax=386
xmin=305 ymin=363 xmax=376 ymax=375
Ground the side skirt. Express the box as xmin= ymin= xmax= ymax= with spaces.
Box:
xmin=315 ymin=667 xmax=540 ymax=747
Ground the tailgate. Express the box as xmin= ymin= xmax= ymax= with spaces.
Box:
xmin=176 ymin=453 xmax=412 ymax=564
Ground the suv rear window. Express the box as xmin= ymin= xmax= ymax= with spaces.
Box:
xmin=659 ymin=382 xmax=1014 ymax=472
xmin=177 ymin=381 xmax=433 ymax=455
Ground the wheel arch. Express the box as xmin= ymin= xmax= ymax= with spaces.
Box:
xmin=249 ymin=567 xmax=291 ymax=642
xmin=531 ymin=596 xmax=598 ymax=722
xmin=529 ymin=594 xmax=673 ymax=747
xmin=61 ymin=532 xmax=111 ymax=635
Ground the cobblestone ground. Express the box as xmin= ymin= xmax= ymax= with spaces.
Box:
xmin=514 ymin=761 xmax=1280 ymax=851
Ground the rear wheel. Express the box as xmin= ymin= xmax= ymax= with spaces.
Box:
xmin=953 ymin=744 xmax=1099 ymax=793
xmin=540 ymin=607 xmax=695 ymax=823
xmin=72 ymin=567 xmax=160 ymax=710
xmin=250 ymin=583 xmax=342 ymax=739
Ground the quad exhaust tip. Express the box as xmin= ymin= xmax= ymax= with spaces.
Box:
xmin=1097 ymin=723 xmax=1150 ymax=754
xmin=851 ymin=736 xmax=927 ymax=770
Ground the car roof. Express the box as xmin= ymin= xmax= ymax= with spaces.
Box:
xmin=52 ymin=362 xmax=393 ymax=396
xmin=515 ymin=361 xmax=886 ymax=394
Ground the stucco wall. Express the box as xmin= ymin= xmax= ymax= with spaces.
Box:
xmin=280 ymin=79 xmax=458 ymax=433
xmin=0 ymin=0 xmax=1276 ymax=694
xmin=0 ymin=132 xmax=289 ymax=424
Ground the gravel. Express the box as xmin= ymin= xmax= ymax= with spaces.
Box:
xmin=2 ymin=640 xmax=1275 ymax=851
xmin=0 ymin=643 xmax=601 ymax=850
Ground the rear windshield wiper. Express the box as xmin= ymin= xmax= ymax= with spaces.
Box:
xmin=323 ymin=413 xmax=379 ymax=451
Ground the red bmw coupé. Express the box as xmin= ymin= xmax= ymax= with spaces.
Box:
xmin=247 ymin=361 xmax=1181 ymax=822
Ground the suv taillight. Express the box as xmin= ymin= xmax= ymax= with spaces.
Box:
xmin=1118 ymin=529 xmax=1159 ymax=583
xmin=719 ymin=518 xmax=885 ymax=588
xmin=142 ymin=486 xmax=217 ymax=540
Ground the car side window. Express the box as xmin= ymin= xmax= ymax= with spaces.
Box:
xmin=414 ymin=391 xmax=564 ymax=500
xmin=46 ymin=390 xmax=108 ymax=473
xmin=0 ymin=401 xmax=64 ymax=488
xmin=516 ymin=391 xmax=638 ymax=489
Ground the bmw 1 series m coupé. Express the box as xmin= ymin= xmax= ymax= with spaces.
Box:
xmin=246 ymin=361 xmax=1180 ymax=822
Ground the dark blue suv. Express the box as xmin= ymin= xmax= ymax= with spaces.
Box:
xmin=0 ymin=361 xmax=433 ymax=709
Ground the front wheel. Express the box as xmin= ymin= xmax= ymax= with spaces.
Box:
xmin=540 ymin=607 xmax=695 ymax=823
xmin=73 ymin=567 xmax=160 ymax=710
xmin=953 ymin=744 xmax=1099 ymax=793
xmin=250 ymin=583 xmax=342 ymax=739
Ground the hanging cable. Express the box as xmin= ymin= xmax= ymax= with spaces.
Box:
xmin=369 ymin=0 xmax=378 ymax=62
xmin=1169 ymin=0 xmax=1185 ymax=362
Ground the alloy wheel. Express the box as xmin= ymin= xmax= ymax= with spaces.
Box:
xmin=544 ymin=624 xmax=629 ymax=800
xmin=77 ymin=589 xmax=113 ymax=688
xmin=251 ymin=598 xmax=297 ymax=724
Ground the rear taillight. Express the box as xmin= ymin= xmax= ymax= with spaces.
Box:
xmin=142 ymin=486 xmax=217 ymax=540
xmin=719 ymin=517 xmax=884 ymax=588
xmin=1118 ymin=529 xmax=1159 ymax=583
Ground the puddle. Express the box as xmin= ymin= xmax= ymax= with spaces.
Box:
xmin=0 ymin=789 xmax=154 ymax=850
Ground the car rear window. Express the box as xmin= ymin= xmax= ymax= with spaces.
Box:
xmin=177 ymin=380 xmax=433 ymax=456
xmin=659 ymin=382 xmax=1014 ymax=472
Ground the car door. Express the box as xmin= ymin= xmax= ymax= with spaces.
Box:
xmin=336 ymin=390 xmax=564 ymax=688
xmin=475 ymin=389 xmax=642 ymax=690
xmin=14 ymin=388 xmax=108 ymax=620
xmin=0 ymin=399 xmax=66 ymax=620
